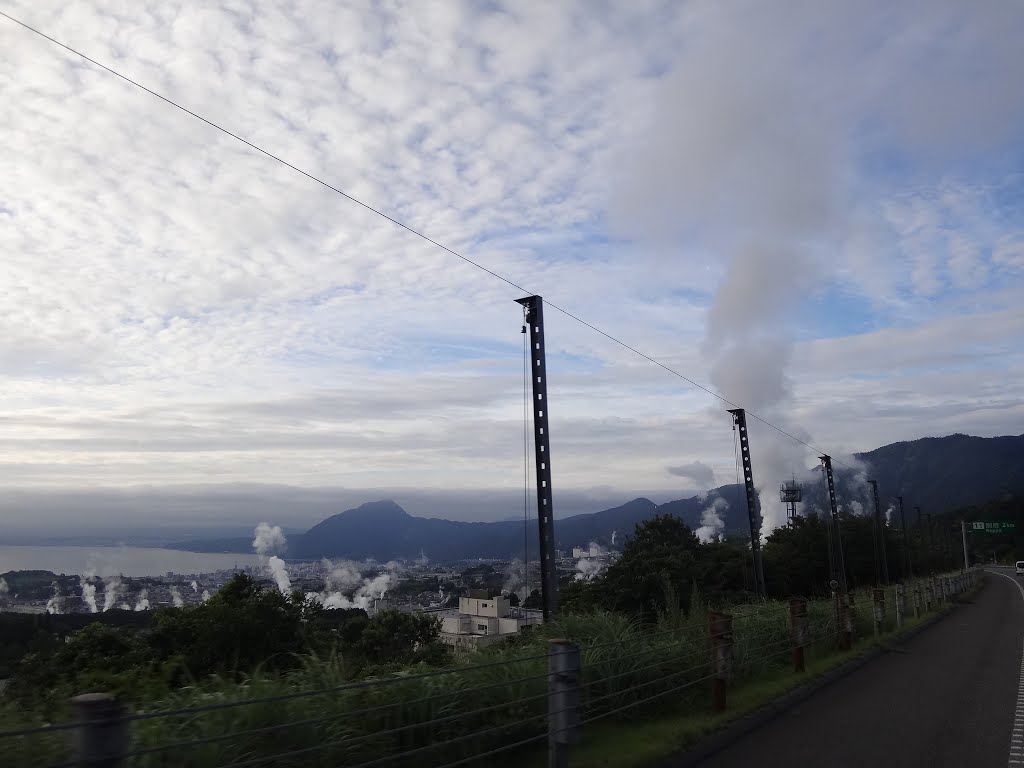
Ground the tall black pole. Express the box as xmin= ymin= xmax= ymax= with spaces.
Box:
xmin=819 ymin=456 xmax=847 ymax=592
xmin=516 ymin=296 xmax=559 ymax=621
xmin=728 ymin=409 xmax=765 ymax=596
xmin=897 ymin=496 xmax=912 ymax=579
xmin=868 ymin=479 xmax=888 ymax=586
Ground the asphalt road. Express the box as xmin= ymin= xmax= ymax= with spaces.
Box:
xmin=697 ymin=570 xmax=1024 ymax=768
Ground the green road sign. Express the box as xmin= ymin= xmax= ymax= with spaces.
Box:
xmin=971 ymin=520 xmax=1017 ymax=534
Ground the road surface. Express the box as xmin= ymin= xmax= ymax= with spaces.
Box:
xmin=696 ymin=569 xmax=1024 ymax=768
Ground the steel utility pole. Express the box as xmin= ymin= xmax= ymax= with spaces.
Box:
xmin=868 ymin=479 xmax=889 ymax=585
xmin=897 ymin=496 xmax=912 ymax=579
xmin=819 ymin=456 xmax=847 ymax=592
xmin=728 ymin=409 xmax=765 ymax=596
xmin=961 ymin=520 xmax=969 ymax=571
xmin=516 ymin=296 xmax=559 ymax=622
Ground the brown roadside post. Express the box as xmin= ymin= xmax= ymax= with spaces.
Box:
xmin=871 ymin=588 xmax=885 ymax=640
xmin=789 ymin=598 xmax=808 ymax=673
xmin=710 ymin=611 xmax=733 ymax=712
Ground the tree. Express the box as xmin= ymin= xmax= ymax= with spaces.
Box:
xmin=355 ymin=610 xmax=442 ymax=665
xmin=599 ymin=515 xmax=702 ymax=620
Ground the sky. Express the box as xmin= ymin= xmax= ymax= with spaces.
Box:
xmin=1 ymin=0 xmax=1023 ymax=537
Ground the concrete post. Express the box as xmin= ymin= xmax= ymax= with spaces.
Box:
xmin=70 ymin=693 xmax=127 ymax=768
xmin=547 ymin=640 xmax=581 ymax=768
xmin=894 ymin=584 xmax=905 ymax=629
xmin=710 ymin=611 xmax=734 ymax=712
xmin=789 ymin=598 xmax=808 ymax=673
xmin=872 ymin=588 xmax=885 ymax=640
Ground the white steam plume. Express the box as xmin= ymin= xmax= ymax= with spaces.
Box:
xmin=611 ymin=530 xmax=617 ymax=545
xmin=574 ymin=543 xmax=608 ymax=582
xmin=252 ymin=523 xmax=287 ymax=557
xmin=501 ymin=560 xmax=528 ymax=601
xmin=268 ymin=556 xmax=292 ymax=595
xmin=885 ymin=504 xmax=895 ymax=525
xmin=120 ymin=602 xmax=131 ymax=610
xmin=415 ymin=550 xmax=429 ymax=567
xmin=134 ymin=589 xmax=150 ymax=611
xmin=323 ymin=559 xmax=362 ymax=592
xmin=80 ymin=574 xmax=98 ymax=614
xmin=102 ymin=576 xmax=122 ymax=612
xmin=696 ymin=497 xmax=730 ymax=543
xmin=315 ymin=570 xmax=394 ymax=612
xmin=201 ymin=589 xmax=211 ymax=603
xmin=0 ymin=577 xmax=8 ymax=595
xmin=170 ymin=587 xmax=184 ymax=608
xmin=190 ymin=580 xmax=198 ymax=593
xmin=45 ymin=582 xmax=62 ymax=614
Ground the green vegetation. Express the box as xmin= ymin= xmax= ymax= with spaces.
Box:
xmin=0 ymin=508 xmax=989 ymax=768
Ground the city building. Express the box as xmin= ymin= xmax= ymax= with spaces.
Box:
xmin=437 ymin=591 xmax=543 ymax=649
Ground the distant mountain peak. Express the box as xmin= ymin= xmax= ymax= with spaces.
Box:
xmin=343 ymin=500 xmax=411 ymax=519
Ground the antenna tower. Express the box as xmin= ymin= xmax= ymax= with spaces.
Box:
xmin=780 ymin=476 xmax=802 ymax=521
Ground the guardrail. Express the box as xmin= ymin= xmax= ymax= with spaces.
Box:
xmin=1 ymin=567 xmax=982 ymax=767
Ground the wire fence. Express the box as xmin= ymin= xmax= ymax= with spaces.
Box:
xmin=1 ymin=568 xmax=981 ymax=768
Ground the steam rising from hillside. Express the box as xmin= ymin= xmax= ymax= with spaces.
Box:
xmin=253 ymin=523 xmax=287 ymax=556
xmin=190 ymin=581 xmax=198 ymax=593
xmin=103 ymin=575 xmax=121 ymax=612
xmin=696 ymin=497 xmax=729 ymax=543
xmin=268 ymin=556 xmax=292 ymax=595
xmin=170 ymin=586 xmax=184 ymax=608
xmin=80 ymin=572 xmax=98 ymax=613
xmin=45 ymin=582 xmax=62 ymax=614
xmin=253 ymin=523 xmax=292 ymax=595
xmin=134 ymin=589 xmax=150 ymax=611
xmin=313 ymin=558 xmax=395 ymax=611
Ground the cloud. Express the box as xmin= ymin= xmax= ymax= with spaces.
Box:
xmin=666 ymin=461 xmax=716 ymax=489
xmin=0 ymin=0 xmax=1020 ymax=531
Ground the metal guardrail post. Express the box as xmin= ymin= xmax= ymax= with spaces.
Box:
xmin=548 ymin=639 xmax=581 ymax=768
xmin=789 ymin=598 xmax=808 ymax=673
xmin=70 ymin=693 xmax=127 ymax=768
xmin=710 ymin=611 xmax=733 ymax=712
xmin=894 ymin=584 xmax=905 ymax=628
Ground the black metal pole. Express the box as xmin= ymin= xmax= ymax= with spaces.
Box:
xmin=897 ymin=496 xmax=912 ymax=579
xmin=729 ymin=409 xmax=765 ymax=596
xmin=516 ymin=296 xmax=559 ymax=622
xmin=869 ymin=479 xmax=889 ymax=585
xmin=819 ymin=456 xmax=847 ymax=592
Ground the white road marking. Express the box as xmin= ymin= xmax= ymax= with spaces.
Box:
xmin=993 ymin=569 xmax=1024 ymax=768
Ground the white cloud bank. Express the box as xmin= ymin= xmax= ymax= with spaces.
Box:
xmin=0 ymin=1 xmax=1021 ymax=531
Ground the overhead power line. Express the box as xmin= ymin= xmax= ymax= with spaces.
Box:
xmin=1 ymin=9 xmax=868 ymax=480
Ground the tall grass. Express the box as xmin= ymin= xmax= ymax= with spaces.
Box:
xmin=2 ymin=572 xmax=974 ymax=768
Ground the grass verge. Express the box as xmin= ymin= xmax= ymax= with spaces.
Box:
xmin=539 ymin=574 xmax=983 ymax=768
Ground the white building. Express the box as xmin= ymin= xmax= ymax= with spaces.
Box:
xmin=438 ymin=594 xmax=543 ymax=649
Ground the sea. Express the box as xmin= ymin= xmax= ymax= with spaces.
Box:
xmin=0 ymin=545 xmax=262 ymax=578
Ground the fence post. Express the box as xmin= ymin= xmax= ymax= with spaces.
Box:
xmin=894 ymin=584 xmax=905 ymax=629
xmin=547 ymin=640 xmax=581 ymax=768
xmin=70 ymin=693 xmax=127 ymax=768
xmin=839 ymin=593 xmax=853 ymax=651
xmin=789 ymin=598 xmax=808 ymax=673
xmin=871 ymin=588 xmax=885 ymax=640
xmin=912 ymin=582 xmax=920 ymax=619
xmin=925 ymin=580 xmax=933 ymax=612
xmin=710 ymin=611 xmax=733 ymax=712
